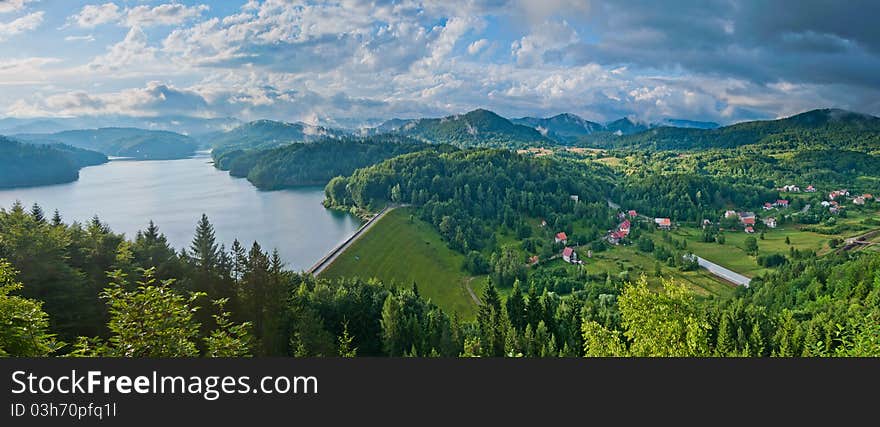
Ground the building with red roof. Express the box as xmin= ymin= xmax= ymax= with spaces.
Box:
xmin=562 ymin=247 xmax=577 ymax=263
xmin=555 ymin=232 xmax=568 ymax=244
xmin=628 ymin=210 xmax=638 ymax=218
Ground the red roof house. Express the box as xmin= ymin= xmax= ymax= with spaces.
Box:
xmin=555 ymin=232 xmax=568 ymax=243
xmin=741 ymin=217 xmax=756 ymax=225
xmin=775 ymin=199 xmax=789 ymax=207
xmin=562 ymin=247 xmax=576 ymax=263
xmin=745 ymin=226 xmax=755 ymax=233
xmin=620 ymin=220 xmax=631 ymax=231
xmin=654 ymin=218 xmax=672 ymax=229
xmin=628 ymin=210 xmax=638 ymax=218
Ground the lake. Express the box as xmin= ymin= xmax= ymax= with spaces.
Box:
xmin=0 ymin=152 xmax=362 ymax=271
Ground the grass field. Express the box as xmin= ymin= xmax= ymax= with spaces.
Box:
xmin=321 ymin=207 xmax=481 ymax=319
xmin=654 ymin=224 xmax=832 ymax=277
xmin=566 ymin=245 xmax=737 ymax=298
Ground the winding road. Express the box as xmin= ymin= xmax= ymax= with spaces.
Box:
xmin=307 ymin=205 xmax=400 ymax=276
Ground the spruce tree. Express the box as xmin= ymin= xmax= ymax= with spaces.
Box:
xmin=50 ymin=210 xmax=63 ymax=226
xmin=30 ymin=203 xmax=45 ymax=224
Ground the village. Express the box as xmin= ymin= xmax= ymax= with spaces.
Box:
xmin=539 ymin=183 xmax=876 ymax=270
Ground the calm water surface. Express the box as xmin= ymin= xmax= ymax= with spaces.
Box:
xmin=0 ymin=152 xmax=361 ymax=271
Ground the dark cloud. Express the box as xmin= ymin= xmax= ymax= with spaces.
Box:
xmin=554 ymin=0 xmax=880 ymax=117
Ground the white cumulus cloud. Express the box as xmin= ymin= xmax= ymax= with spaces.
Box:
xmin=0 ymin=0 xmax=36 ymax=14
xmin=68 ymin=3 xmax=121 ymax=28
xmin=0 ymin=10 xmax=42 ymax=41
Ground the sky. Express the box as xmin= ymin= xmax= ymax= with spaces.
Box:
xmin=1 ymin=0 xmax=879 ymax=127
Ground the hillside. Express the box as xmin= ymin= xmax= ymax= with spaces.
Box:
xmin=386 ymin=109 xmax=552 ymax=148
xmin=582 ymin=108 xmax=880 ymax=150
xmin=205 ymin=120 xmax=347 ymax=154
xmin=213 ymin=135 xmax=442 ymax=190
xmin=0 ymin=136 xmax=108 ymax=188
xmin=511 ymin=113 xmax=604 ymax=144
xmin=14 ymin=128 xmax=197 ymax=160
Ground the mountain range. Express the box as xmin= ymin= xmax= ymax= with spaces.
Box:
xmin=585 ymin=108 xmax=880 ymax=150
xmin=13 ymin=128 xmax=198 ymax=160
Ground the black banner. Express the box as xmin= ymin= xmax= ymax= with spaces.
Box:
xmin=2 ymin=358 xmax=878 ymax=425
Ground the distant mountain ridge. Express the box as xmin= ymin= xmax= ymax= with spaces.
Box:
xmin=510 ymin=113 xmax=720 ymax=144
xmin=14 ymin=128 xmax=197 ymax=160
xmin=511 ymin=113 xmax=604 ymax=144
xmin=581 ymin=108 xmax=880 ymax=150
xmin=373 ymin=109 xmax=551 ymax=148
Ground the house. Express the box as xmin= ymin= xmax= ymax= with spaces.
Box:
xmin=739 ymin=212 xmax=756 ymax=225
xmin=864 ymin=194 xmax=874 ymax=200
xmin=725 ymin=210 xmax=738 ymax=218
xmin=562 ymin=247 xmax=577 ymax=263
xmin=628 ymin=210 xmax=638 ymax=218
xmin=763 ymin=217 xmax=777 ymax=228
xmin=654 ymin=218 xmax=672 ymax=230
xmin=528 ymin=255 xmax=540 ymax=265
xmin=555 ymin=232 xmax=568 ymax=244
xmin=774 ymin=199 xmax=789 ymax=208
xmin=607 ymin=231 xmax=623 ymax=245
xmin=540 ymin=219 xmax=547 ymax=227
xmin=570 ymin=195 xmax=579 ymax=203
xmin=744 ymin=226 xmax=755 ymax=233
xmin=829 ymin=189 xmax=850 ymax=200
xmin=763 ymin=202 xmax=774 ymax=210
xmin=821 ymin=201 xmax=832 ymax=207
xmin=805 ymin=185 xmax=817 ymax=192
xmin=702 ymin=219 xmax=712 ymax=228
xmin=620 ymin=220 xmax=631 ymax=231
xmin=854 ymin=196 xmax=866 ymax=205
xmin=781 ymin=184 xmax=801 ymax=192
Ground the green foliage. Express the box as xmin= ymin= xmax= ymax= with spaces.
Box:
xmin=0 ymin=260 xmax=58 ymax=357
xmin=325 ymin=149 xmax=615 ymax=253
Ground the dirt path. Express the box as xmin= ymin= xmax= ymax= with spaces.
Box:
xmin=463 ymin=277 xmax=481 ymax=306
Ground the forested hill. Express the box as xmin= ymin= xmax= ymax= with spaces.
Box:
xmin=385 ymin=109 xmax=553 ymax=148
xmin=212 ymin=135 xmax=441 ymax=190
xmin=581 ymin=108 xmax=880 ymax=151
xmin=205 ymin=120 xmax=347 ymax=153
xmin=0 ymin=136 xmax=108 ymax=188
xmin=14 ymin=128 xmax=197 ymax=160
xmin=325 ymin=149 xmax=616 ymax=253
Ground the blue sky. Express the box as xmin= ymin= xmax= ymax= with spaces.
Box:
xmin=1 ymin=0 xmax=879 ymax=127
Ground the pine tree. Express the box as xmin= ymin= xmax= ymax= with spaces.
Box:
xmin=50 ymin=210 xmax=63 ymax=226
xmin=506 ymin=280 xmax=527 ymax=331
xmin=190 ymin=214 xmax=219 ymax=273
xmin=30 ymin=203 xmax=45 ymax=224
xmin=338 ymin=321 xmax=357 ymax=357
xmin=715 ymin=315 xmax=735 ymax=356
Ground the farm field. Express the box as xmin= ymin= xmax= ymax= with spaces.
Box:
xmin=321 ymin=207 xmax=482 ymax=319
xmin=552 ymin=244 xmax=736 ymax=298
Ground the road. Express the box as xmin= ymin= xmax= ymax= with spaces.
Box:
xmin=307 ymin=205 xmax=399 ymax=276
xmin=692 ymin=255 xmax=751 ymax=287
